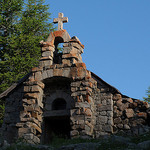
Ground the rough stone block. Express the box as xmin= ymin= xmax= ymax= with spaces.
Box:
xmin=125 ymin=109 xmax=134 ymax=118
xmin=35 ymin=72 xmax=42 ymax=81
xmin=108 ymin=119 xmax=113 ymax=126
xmin=107 ymin=111 xmax=113 ymax=117
xmin=42 ymin=45 xmax=54 ymax=52
xmin=18 ymin=128 xmax=31 ymax=137
xmin=62 ymin=59 xmax=70 ymax=65
xmin=72 ymin=58 xmax=78 ymax=64
xmin=71 ymin=81 xmax=81 ymax=87
xmin=32 ymin=123 xmax=42 ymax=133
xmin=113 ymin=94 xmax=122 ymax=101
xmin=53 ymin=68 xmax=63 ymax=76
xmin=75 ymin=102 xmax=90 ymax=108
xmin=98 ymin=105 xmax=113 ymax=111
xmin=137 ymin=112 xmax=147 ymax=119
xmin=46 ymin=69 xmax=53 ymax=77
xmin=63 ymin=47 xmax=71 ymax=54
xmin=76 ymin=68 xmax=86 ymax=79
xmin=117 ymin=124 xmax=123 ymax=129
xmin=42 ymin=51 xmax=53 ymax=57
xmin=42 ymin=71 xmax=48 ymax=80
xmin=114 ymin=117 xmax=122 ymax=124
xmin=124 ymin=124 xmax=130 ymax=130
xmin=70 ymin=130 xmax=79 ymax=136
xmin=84 ymin=108 xmax=92 ymax=116
xmin=24 ymin=86 xmax=30 ymax=92
xmin=70 ymin=42 xmax=84 ymax=52
xmin=99 ymin=116 xmax=108 ymax=124
xmin=24 ymin=93 xmax=39 ymax=99
xmin=32 ymin=67 xmax=43 ymax=72
xmin=31 ymin=85 xmax=42 ymax=93
xmin=62 ymin=68 xmax=70 ymax=77
xmin=62 ymin=53 xmax=78 ymax=59
xmin=103 ymin=125 xmax=113 ymax=133
xmin=85 ymin=125 xmax=91 ymax=132
xmin=100 ymin=111 xmax=107 ymax=116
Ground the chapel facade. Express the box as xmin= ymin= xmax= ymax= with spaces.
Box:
xmin=0 ymin=13 xmax=150 ymax=144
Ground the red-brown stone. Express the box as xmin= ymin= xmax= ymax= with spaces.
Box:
xmin=137 ymin=112 xmax=147 ymax=119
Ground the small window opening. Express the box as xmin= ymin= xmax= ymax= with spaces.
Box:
xmin=52 ymin=98 xmax=66 ymax=110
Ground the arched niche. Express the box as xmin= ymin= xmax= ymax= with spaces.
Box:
xmin=52 ymin=98 xmax=67 ymax=110
xmin=43 ymin=76 xmax=74 ymax=116
xmin=44 ymin=91 xmax=74 ymax=114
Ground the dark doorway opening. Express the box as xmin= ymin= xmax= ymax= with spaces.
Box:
xmin=42 ymin=116 xmax=71 ymax=144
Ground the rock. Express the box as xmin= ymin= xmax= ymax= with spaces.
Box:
xmin=124 ymin=124 xmax=130 ymax=130
xmin=137 ymin=112 xmax=147 ymax=119
xmin=3 ymin=140 xmax=10 ymax=148
xmin=113 ymin=94 xmax=122 ymax=101
xmin=138 ymin=140 xmax=150 ymax=150
xmin=114 ymin=117 xmax=122 ymax=124
xmin=57 ymin=142 xmax=99 ymax=150
xmin=111 ymin=135 xmax=131 ymax=144
xmin=125 ymin=109 xmax=134 ymax=118
xmin=70 ymin=130 xmax=79 ymax=136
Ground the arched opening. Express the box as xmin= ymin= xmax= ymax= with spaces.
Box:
xmin=53 ymin=36 xmax=64 ymax=64
xmin=52 ymin=98 xmax=67 ymax=110
xmin=42 ymin=77 xmax=73 ymax=144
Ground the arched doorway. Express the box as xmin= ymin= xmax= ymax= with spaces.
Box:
xmin=42 ymin=78 xmax=74 ymax=144
xmin=43 ymin=115 xmax=71 ymax=144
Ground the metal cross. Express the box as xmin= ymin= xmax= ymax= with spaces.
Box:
xmin=53 ymin=13 xmax=68 ymax=30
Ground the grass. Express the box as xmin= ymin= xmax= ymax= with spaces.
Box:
xmin=131 ymin=131 xmax=150 ymax=144
xmin=1 ymin=132 xmax=150 ymax=150
xmin=50 ymin=136 xmax=99 ymax=148
xmin=5 ymin=144 xmax=39 ymax=150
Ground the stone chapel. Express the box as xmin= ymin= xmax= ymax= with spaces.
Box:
xmin=0 ymin=13 xmax=150 ymax=144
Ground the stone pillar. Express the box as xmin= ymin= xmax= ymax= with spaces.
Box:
xmin=69 ymin=64 xmax=96 ymax=138
xmin=18 ymin=67 xmax=45 ymax=144
xmin=40 ymin=41 xmax=54 ymax=69
xmin=62 ymin=36 xmax=84 ymax=65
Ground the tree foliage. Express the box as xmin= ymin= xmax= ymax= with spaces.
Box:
xmin=0 ymin=0 xmax=54 ymax=127
xmin=0 ymin=0 xmax=54 ymax=94
xmin=143 ymin=87 xmax=150 ymax=103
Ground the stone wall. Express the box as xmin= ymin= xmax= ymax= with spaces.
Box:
xmin=93 ymin=89 xmax=113 ymax=138
xmin=113 ymin=94 xmax=150 ymax=135
xmin=2 ymin=85 xmax=24 ymax=143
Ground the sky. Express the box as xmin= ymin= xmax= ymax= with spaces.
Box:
xmin=45 ymin=0 xmax=150 ymax=100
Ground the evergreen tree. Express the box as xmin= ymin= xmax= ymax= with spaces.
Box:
xmin=143 ymin=87 xmax=150 ymax=103
xmin=0 ymin=0 xmax=53 ymax=94
xmin=0 ymin=0 xmax=24 ymax=93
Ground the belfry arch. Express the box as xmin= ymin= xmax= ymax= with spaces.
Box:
xmin=53 ymin=36 xmax=64 ymax=64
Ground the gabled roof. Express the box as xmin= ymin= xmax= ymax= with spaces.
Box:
xmin=91 ymin=71 xmax=121 ymax=94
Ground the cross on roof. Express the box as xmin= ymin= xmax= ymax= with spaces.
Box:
xmin=53 ymin=13 xmax=68 ymax=30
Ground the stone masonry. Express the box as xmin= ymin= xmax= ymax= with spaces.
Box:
xmin=0 ymin=13 xmax=150 ymax=144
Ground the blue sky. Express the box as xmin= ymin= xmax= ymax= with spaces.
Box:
xmin=45 ymin=0 xmax=150 ymax=100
